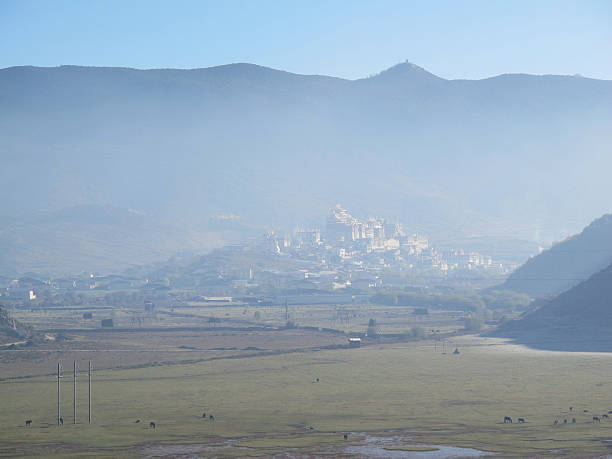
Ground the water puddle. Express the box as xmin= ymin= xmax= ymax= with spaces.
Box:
xmin=141 ymin=434 xmax=494 ymax=458
xmin=343 ymin=434 xmax=494 ymax=458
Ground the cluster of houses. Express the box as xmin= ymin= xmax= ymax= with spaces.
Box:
xmin=0 ymin=206 xmax=511 ymax=309
xmin=257 ymin=205 xmax=505 ymax=288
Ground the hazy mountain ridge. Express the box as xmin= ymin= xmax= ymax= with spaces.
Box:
xmin=1 ymin=61 xmax=612 ymax=274
xmin=502 ymin=214 xmax=612 ymax=297
xmin=0 ymin=205 xmax=248 ymax=276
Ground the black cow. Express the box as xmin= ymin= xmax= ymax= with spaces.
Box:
xmin=603 ymin=414 xmax=609 ymax=419
xmin=564 ymin=418 xmax=567 ymax=424
xmin=209 ymin=415 xmax=215 ymax=421
xmin=150 ymin=421 xmax=156 ymax=429
xmin=518 ymin=418 xmax=525 ymax=424
xmin=593 ymin=416 xmax=601 ymax=423
xmin=202 ymin=412 xmax=206 ymax=419
xmin=135 ymin=419 xmax=140 ymax=423
xmin=343 ymin=433 xmax=348 ymax=440
xmin=25 ymin=420 xmax=32 ymax=427
xmin=570 ymin=406 xmax=574 ymax=412
xmin=572 ymin=418 xmax=576 ymax=424
xmin=59 ymin=417 xmax=63 ymax=426
xmin=553 ymin=420 xmax=558 ymax=426
xmin=504 ymin=416 xmax=512 ymax=424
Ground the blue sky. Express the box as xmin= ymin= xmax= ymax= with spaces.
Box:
xmin=1 ymin=0 xmax=610 ymax=80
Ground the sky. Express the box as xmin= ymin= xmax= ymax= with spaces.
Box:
xmin=1 ymin=0 xmax=611 ymax=80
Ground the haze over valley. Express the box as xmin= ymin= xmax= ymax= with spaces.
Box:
xmin=3 ymin=2 xmax=612 ymax=456
xmin=2 ymin=62 xmax=611 ymax=275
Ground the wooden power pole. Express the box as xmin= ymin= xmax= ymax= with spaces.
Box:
xmin=57 ymin=362 xmax=61 ymax=425
xmin=73 ymin=361 xmax=77 ymax=424
xmin=88 ymin=361 xmax=92 ymax=423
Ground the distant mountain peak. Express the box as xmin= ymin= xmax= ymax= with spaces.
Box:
xmin=366 ymin=60 xmax=444 ymax=82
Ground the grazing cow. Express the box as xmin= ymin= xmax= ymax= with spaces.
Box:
xmin=59 ymin=417 xmax=63 ymax=426
xmin=608 ymin=410 xmax=612 ymax=414
xmin=593 ymin=416 xmax=601 ymax=423
xmin=584 ymin=410 xmax=589 ymax=413
xmin=343 ymin=433 xmax=348 ymax=440
xmin=135 ymin=419 xmax=140 ymax=423
xmin=25 ymin=420 xmax=32 ymax=427
xmin=518 ymin=418 xmax=525 ymax=424
xmin=603 ymin=414 xmax=609 ymax=419
xmin=553 ymin=420 xmax=558 ymax=426
xmin=572 ymin=418 xmax=576 ymax=424
xmin=150 ymin=421 xmax=156 ymax=429
xmin=209 ymin=415 xmax=215 ymax=421
xmin=563 ymin=419 xmax=567 ymax=424
xmin=504 ymin=416 xmax=513 ymax=424
xmin=202 ymin=413 xmax=206 ymax=419
xmin=570 ymin=406 xmax=574 ymax=412
xmin=316 ymin=378 xmax=320 ymax=382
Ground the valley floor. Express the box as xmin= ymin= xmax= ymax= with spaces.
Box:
xmin=3 ymin=334 xmax=612 ymax=457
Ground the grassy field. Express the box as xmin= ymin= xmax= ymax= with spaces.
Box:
xmin=0 ymin=328 xmax=347 ymax=380
xmin=3 ymin=336 xmax=612 ymax=457
xmin=10 ymin=300 xmax=472 ymax=335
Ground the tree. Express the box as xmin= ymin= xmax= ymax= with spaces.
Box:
xmin=367 ymin=318 xmax=377 ymax=337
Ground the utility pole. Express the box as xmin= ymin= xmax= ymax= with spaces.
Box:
xmin=88 ymin=361 xmax=92 ymax=423
xmin=57 ymin=362 xmax=62 ymax=425
xmin=73 ymin=361 xmax=77 ymax=424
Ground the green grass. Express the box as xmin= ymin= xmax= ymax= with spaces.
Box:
xmin=3 ymin=338 xmax=612 ymax=456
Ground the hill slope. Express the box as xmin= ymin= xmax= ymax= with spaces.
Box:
xmin=0 ymin=307 xmax=34 ymax=345
xmin=502 ymin=214 xmax=612 ymax=297
xmin=493 ymin=262 xmax=612 ymax=351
